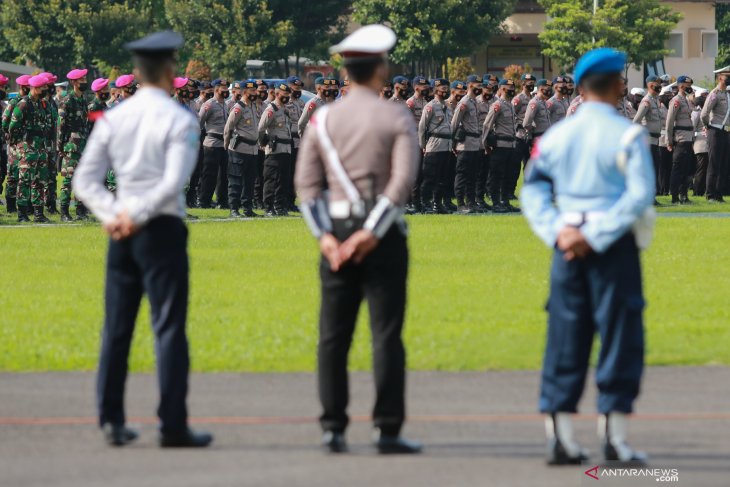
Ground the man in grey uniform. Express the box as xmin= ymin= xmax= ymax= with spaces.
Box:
xmin=419 ymin=78 xmax=453 ymax=214
xmin=198 ymin=78 xmax=230 ymax=208
xmin=700 ymin=69 xmax=730 ymax=202
xmin=258 ymin=82 xmax=293 ymax=216
xmin=451 ymin=74 xmax=484 ymax=214
xmin=547 ymin=76 xmax=569 ymax=124
xmin=287 ymin=76 xmax=305 ymax=211
xmin=634 ymin=76 xmax=664 ymax=204
xmin=406 ymin=75 xmax=430 ymax=213
xmin=523 ymin=79 xmax=552 ymax=150
xmin=298 ymin=77 xmax=327 ymax=137
xmin=666 ymin=75 xmax=696 ymax=204
xmin=511 ymin=73 xmax=536 ymax=199
xmin=295 ymin=24 xmax=421 ymax=455
xmin=482 ymin=78 xmax=520 ymax=213
xmin=224 ymin=79 xmax=260 ymax=218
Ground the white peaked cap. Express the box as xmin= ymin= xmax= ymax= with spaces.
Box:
xmin=630 ymin=87 xmax=645 ymax=96
xmin=330 ymin=24 xmax=397 ymax=57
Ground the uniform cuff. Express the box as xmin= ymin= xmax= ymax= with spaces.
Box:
xmin=363 ymin=197 xmax=401 ymax=239
xmin=300 ymin=197 xmax=332 ymax=239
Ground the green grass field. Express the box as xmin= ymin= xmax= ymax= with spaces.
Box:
xmin=1 ymin=195 xmax=729 ymax=372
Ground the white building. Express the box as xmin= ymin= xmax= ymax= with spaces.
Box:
xmin=473 ymin=0 xmax=726 ymax=88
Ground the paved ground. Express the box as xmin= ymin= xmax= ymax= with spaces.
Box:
xmin=1 ymin=367 xmax=728 ymax=487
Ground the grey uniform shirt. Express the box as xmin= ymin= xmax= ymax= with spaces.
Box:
xmin=418 ymin=99 xmax=453 ymax=153
xmin=666 ymin=94 xmax=696 ymax=144
xmin=482 ymin=96 xmax=517 ymax=149
xmin=700 ymin=87 xmax=730 ymax=128
xmin=546 ymin=95 xmax=569 ymax=124
xmin=633 ymin=94 xmax=663 ymax=145
xmin=658 ymin=103 xmax=669 ymax=148
xmin=451 ymin=95 xmax=481 ymax=152
xmin=566 ymin=95 xmax=583 ymax=118
xmin=257 ymin=100 xmax=292 ymax=155
xmin=224 ymin=100 xmax=259 ymax=155
xmin=692 ymin=109 xmax=708 ymax=154
xmin=406 ymin=95 xmax=427 ymax=125
xmin=522 ymin=96 xmax=551 ymax=137
xmin=287 ymin=98 xmax=305 ymax=148
xmin=475 ymin=95 xmax=493 ymax=149
xmin=513 ymin=92 xmax=531 ymax=139
xmin=199 ymin=98 xmax=229 ymax=148
xmin=298 ymin=96 xmax=325 ymax=137
xmin=295 ymin=86 xmax=419 ymax=207
xmin=617 ymin=97 xmax=636 ymax=120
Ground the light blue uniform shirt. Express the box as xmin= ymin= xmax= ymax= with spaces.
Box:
xmin=520 ymin=101 xmax=655 ymax=253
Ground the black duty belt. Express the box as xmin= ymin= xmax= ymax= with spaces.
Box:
xmin=649 ymin=132 xmax=661 ymax=138
xmin=496 ymin=135 xmax=515 ymax=142
xmin=275 ymin=138 xmax=292 ymax=144
xmin=292 ymin=134 xmax=300 ymax=139
xmin=674 ymin=125 xmax=693 ymax=131
xmin=464 ymin=131 xmax=480 ymax=138
xmin=234 ymin=136 xmax=258 ymax=147
xmin=208 ymin=132 xmax=224 ymax=140
xmin=430 ymin=133 xmax=452 ymax=140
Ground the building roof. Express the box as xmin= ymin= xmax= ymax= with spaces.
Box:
xmin=0 ymin=61 xmax=37 ymax=75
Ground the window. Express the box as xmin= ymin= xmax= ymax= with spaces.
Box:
xmin=645 ymin=59 xmax=666 ymax=80
xmin=666 ymin=32 xmax=683 ymax=58
xmin=702 ymin=31 xmax=718 ymax=58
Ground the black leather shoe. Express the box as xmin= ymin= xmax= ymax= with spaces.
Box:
xmin=265 ymin=209 xmax=277 ymax=217
xmin=492 ymin=203 xmax=509 ymax=214
xmin=159 ymin=428 xmax=213 ymax=448
xmin=102 ymin=423 xmax=139 ymax=447
xmin=603 ymin=440 xmax=648 ymax=465
xmin=444 ymin=201 xmax=457 ymax=212
xmin=456 ymin=205 xmax=472 ymax=214
xmin=321 ymin=431 xmax=348 ymax=453
xmin=33 ymin=207 xmax=50 ymax=223
xmin=243 ymin=209 xmax=258 ymax=218
xmin=546 ymin=438 xmax=589 ymax=465
xmin=230 ymin=209 xmax=242 ymax=218
xmin=502 ymin=202 xmax=521 ymax=213
xmin=671 ymin=195 xmax=680 ymax=204
xmin=17 ymin=205 xmax=31 ymax=222
xmin=373 ymin=430 xmax=422 ymax=454
xmin=276 ymin=209 xmax=289 ymax=217
xmin=6 ymin=197 xmax=17 ymax=214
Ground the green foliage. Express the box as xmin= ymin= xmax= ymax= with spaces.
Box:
xmin=185 ymin=59 xmax=212 ymax=81
xmin=717 ymin=4 xmax=730 ymax=69
xmin=539 ymin=0 xmax=682 ymax=72
xmin=353 ymin=0 xmax=515 ymax=70
xmin=446 ymin=57 xmax=475 ymax=82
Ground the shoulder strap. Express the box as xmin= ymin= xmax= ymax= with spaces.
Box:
xmin=315 ymin=106 xmax=361 ymax=204
xmin=616 ymin=124 xmax=646 ymax=173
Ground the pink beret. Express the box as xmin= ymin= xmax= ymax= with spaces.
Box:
xmin=67 ymin=68 xmax=88 ymax=80
xmin=115 ymin=74 xmax=135 ymax=88
xmin=173 ymin=77 xmax=188 ymax=89
xmin=0 ymin=74 xmax=8 ymax=86
xmin=91 ymin=78 xmax=109 ymax=92
xmin=16 ymin=75 xmax=31 ymax=86
xmin=38 ymin=72 xmax=55 ymax=84
xmin=28 ymin=75 xmax=48 ymax=88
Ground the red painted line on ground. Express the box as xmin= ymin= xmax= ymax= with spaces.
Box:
xmin=0 ymin=412 xmax=728 ymax=426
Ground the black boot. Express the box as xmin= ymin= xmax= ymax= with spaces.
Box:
xmin=60 ymin=205 xmax=73 ymax=222
xmin=6 ymin=197 xmax=17 ymax=214
xmin=33 ymin=206 xmax=50 ymax=223
xmin=229 ymin=208 xmax=242 ymax=218
xmin=46 ymin=201 xmax=58 ymax=215
xmin=76 ymin=202 xmax=89 ymax=221
xmin=17 ymin=204 xmax=30 ymax=222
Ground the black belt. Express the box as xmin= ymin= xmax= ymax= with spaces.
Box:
xmin=292 ymin=134 xmax=300 ymax=139
xmin=649 ymin=132 xmax=661 ymax=138
xmin=234 ymin=136 xmax=258 ymax=147
xmin=430 ymin=133 xmax=452 ymax=140
xmin=533 ymin=131 xmax=544 ymax=137
xmin=464 ymin=131 xmax=480 ymax=138
xmin=276 ymin=138 xmax=292 ymax=144
xmin=208 ymin=132 xmax=224 ymax=140
xmin=674 ymin=125 xmax=693 ymax=131
xmin=496 ymin=135 xmax=515 ymax=142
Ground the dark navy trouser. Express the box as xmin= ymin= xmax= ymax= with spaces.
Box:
xmin=97 ymin=216 xmax=190 ymax=435
xmin=539 ymin=233 xmax=645 ymax=415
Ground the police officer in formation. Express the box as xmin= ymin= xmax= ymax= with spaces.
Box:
xmin=406 ymin=76 xmax=430 ymax=213
xmin=666 ymin=76 xmax=696 ymax=204
xmin=418 ymin=78 xmax=453 ymax=213
xmin=286 ymin=76 xmax=305 ymax=212
xmin=523 ymin=79 xmax=552 ymax=149
xmin=546 ymin=76 xmax=570 ymax=124
xmin=224 ymin=79 xmax=259 ymax=218
xmin=451 ymin=74 xmax=483 ymax=214
xmin=701 ymin=69 xmax=730 ymax=202
xmin=258 ymin=82 xmax=293 ymax=216
xmin=634 ymin=76 xmax=664 ymax=204
xmin=198 ymin=78 xmax=230 ymax=209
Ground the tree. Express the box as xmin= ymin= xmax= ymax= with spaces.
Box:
xmin=717 ymin=4 xmax=730 ymax=69
xmin=185 ymin=59 xmax=212 ymax=81
xmin=164 ymin=0 xmax=293 ymax=79
xmin=446 ymin=57 xmax=474 ymax=82
xmin=353 ymin=0 xmax=515 ymax=78
xmin=267 ymin=0 xmax=351 ymax=76
xmin=538 ymin=0 xmax=682 ymax=73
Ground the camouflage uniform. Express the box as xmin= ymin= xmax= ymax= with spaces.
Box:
xmin=8 ymin=96 xmax=51 ymax=210
xmin=58 ymin=92 xmax=89 ymax=208
xmin=88 ymin=97 xmax=115 ymax=191
xmin=2 ymin=97 xmax=21 ymax=203
xmin=45 ymin=97 xmax=59 ymax=210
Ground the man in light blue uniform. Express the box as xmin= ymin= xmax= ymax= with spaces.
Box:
xmin=520 ymin=48 xmax=655 ymax=466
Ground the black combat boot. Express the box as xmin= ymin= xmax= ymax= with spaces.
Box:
xmin=6 ymin=197 xmax=17 ymax=214
xmin=46 ymin=200 xmax=59 ymax=214
xmin=76 ymin=202 xmax=89 ymax=221
xmin=229 ymin=208 xmax=242 ymax=218
xmin=17 ymin=204 xmax=31 ymax=222
xmin=60 ymin=205 xmax=73 ymax=222
xmin=33 ymin=206 xmax=50 ymax=223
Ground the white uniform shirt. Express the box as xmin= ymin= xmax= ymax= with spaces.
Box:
xmin=73 ymin=87 xmax=199 ymax=225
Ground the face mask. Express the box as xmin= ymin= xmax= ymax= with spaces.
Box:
xmin=506 ymin=90 xmax=515 ymax=98
xmin=484 ymin=92 xmax=494 ymax=101
xmin=292 ymin=91 xmax=301 ymax=99
xmin=234 ymin=93 xmax=242 ymax=101
xmin=419 ymin=89 xmax=430 ymax=98
xmin=558 ymin=87 xmax=568 ymax=95
xmin=331 ymin=89 xmax=339 ymax=98
xmin=205 ymin=92 xmax=214 ymax=100
xmin=192 ymin=90 xmax=200 ymax=99
xmin=454 ymin=94 xmax=463 ymax=102
xmin=220 ymin=91 xmax=229 ymax=98
xmin=247 ymin=94 xmax=257 ymax=102
xmin=525 ymin=84 xmax=535 ymax=91
xmin=398 ymin=89 xmax=407 ymax=98
xmin=279 ymin=96 xmax=290 ymax=104
xmin=383 ymin=90 xmax=393 ymax=98
xmin=126 ymin=87 xmax=136 ymax=95
xmin=541 ymin=89 xmax=552 ymax=97
xmin=79 ymin=83 xmax=88 ymax=92
xmin=99 ymin=92 xmax=110 ymax=101
xmin=685 ymin=87 xmax=693 ymax=94
xmin=472 ymin=88 xmax=482 ymax=96
xmin=567 ymin=88 xmax=575 ymax=95
xmin=40 ymin=89 xmax=49 ymax=98
xmin=0 ymin=90 xmax=5 ymax=101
